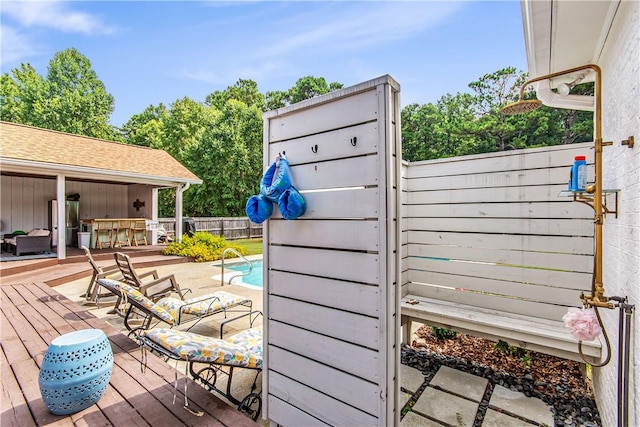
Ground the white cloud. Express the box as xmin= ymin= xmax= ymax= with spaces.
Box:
xmin=0 ymin=24 xmax=45 ymax=65
xmin=259 ymin=2 xmax=463 ymax=58
xmin=1 ymin=1 xmax=116 ymax=35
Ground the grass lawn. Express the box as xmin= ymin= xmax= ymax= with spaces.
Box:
xmin=233 ymin=238 xmax=263 ymax=256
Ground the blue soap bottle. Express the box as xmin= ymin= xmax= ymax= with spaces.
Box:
xmin=571 ymin=155 xmax=587 ymax=191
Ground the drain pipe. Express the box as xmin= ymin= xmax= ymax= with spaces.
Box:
xmin=608 ymin=296 xmax=635 ymax=427
xmin=534 ymin=79 xmax=595 ymax=111
xmin=620 ymin=302 xmax=634 ymax=427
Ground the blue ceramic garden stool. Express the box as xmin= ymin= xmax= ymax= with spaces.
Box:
xmin=39 ymin=329 xmax=113 ymax=415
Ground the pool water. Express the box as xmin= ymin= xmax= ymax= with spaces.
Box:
xmin=227 ymin=260 xmax=263 ymax=289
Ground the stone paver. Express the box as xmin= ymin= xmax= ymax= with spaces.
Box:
xmin=490 ymin=385 xmax=554 ymax=426
xmin=430 ymin=365 xmax=488 ymax=402
xmin=483 ymin=409 xmax=536 ymax=426
xmin=401 ymin=364 xmax=425 ymax=394
xmin=414 ymin=387 xmax=478 ymax=427
xmin=401 ymin=411 xmax=442 ymax=427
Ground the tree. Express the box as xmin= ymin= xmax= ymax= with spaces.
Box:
xmin=401 ymin=67 xmax=594 ymax=161
xmin=0 ymin=48 xmax=118 ymax=139
xmin=265 ymin=76 xmax=343 ymax=110
xmin=0 ymin=64 xmax=48 ymax=125
xmin=121 ymin=104 xmax=168 ymax=148
xmin=205 ymin=79 xmax=264 ymax=110
xmin=186 ymin=99 xmax=263 ymax=217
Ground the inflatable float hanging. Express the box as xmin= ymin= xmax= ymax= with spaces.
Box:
xmin=246 ymin=153 xmax=306 ymax=224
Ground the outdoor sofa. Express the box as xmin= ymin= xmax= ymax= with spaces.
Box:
xmin=4 ymin=228 xmax=51 ymax=256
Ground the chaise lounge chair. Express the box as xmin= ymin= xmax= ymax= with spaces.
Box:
xmin=137 ymin=313 xmax=263 ymax=420
xmin=81 ymin=246 xmax=122 ymax=304
xmin=97 ymin=278 xmax=253 ymax=336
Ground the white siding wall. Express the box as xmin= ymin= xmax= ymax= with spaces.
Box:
xmin=595 ymin=2 xmax=640 ymax=426
xmin=0 ymin=176 xmax=129 ymax=235
xmin=263 ymin=76 xmax=400 ymax=426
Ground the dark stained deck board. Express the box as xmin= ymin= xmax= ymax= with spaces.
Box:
xmin=1 ymin=345 xmax=37 ymax=427
xmin=1 ymin=282 xmax=259 ymax=427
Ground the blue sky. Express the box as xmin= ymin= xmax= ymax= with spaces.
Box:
xmin=1 ymin=1 xmax=527 ymax=127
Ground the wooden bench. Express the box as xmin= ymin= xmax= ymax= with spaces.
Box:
xmin=401 ymin=294 xmax=601 ymax=363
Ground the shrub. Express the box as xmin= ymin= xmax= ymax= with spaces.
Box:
xmin=431 ymin=326 xmax=458 ymax=340
xmin=162 ymin=232 xmax=247 ymax=262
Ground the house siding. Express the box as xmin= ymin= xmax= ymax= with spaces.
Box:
xmin=595 ymin=2 xmax=640 ymax=426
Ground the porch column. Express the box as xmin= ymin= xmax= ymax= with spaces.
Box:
xmin=56 ymin=175 xmax=66 ymax=259
xmin=150 ymin=188 xmax=159 ymax=245
xmin=175 ymin=185 xmax=183 ymax=242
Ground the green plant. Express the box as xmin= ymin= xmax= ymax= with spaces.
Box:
xmin=431 ymin=326 xmax=458 ymax=340
xmin=162 ymin=232 xmax=247 ymax=262
xmin=519 ymin=352 xmax=532 ymax=369
xmin=494 ymin=340 xmax=519 ymax=356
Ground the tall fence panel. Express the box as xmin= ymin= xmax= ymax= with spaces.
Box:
xmin=263 ymin=76 xmax=401 ymax=426
xmin=401 ymin=143 xmax=601 ymax=360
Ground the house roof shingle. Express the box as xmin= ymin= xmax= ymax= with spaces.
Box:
xmin=0 ymin=121 xmax=201 ymax=185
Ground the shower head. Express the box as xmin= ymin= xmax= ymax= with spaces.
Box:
xmin=500 ymin=99 xmax=543 ymax=115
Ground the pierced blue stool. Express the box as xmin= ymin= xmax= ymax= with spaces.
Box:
xmin=39 ymin=329 xmax=113 ymax=415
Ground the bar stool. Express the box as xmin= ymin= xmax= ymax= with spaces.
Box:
xmin=131 ymin=220 xmax=147 ymax=246
xmin=114 ymin=220 xmax=131 ymax=247
xmin=95 ymin=221 xmax=113 ymax=249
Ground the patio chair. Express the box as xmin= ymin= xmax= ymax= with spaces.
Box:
xmin=131 ymin=220 xmax=148 ymax=246
xmin=95 ymin=220 xmax=113 ymax=249
xmin=136 ymin=312 xmax=263 ymax=420
xmin=81 ymin=246 xmax=122 ymax=304
xmin=114 ymin=220 xmax=131 ymax=247
xmin=97 ymin=278 xmax=253 ymax=336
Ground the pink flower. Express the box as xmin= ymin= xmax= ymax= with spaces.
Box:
xmin=562 ymin=307 xmax=603 ymax=341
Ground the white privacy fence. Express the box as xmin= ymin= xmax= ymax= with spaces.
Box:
xmin=262 ymin=76 xmax=401 ymax=426
xmin=401 ymin=142 xmax=602 ymax=361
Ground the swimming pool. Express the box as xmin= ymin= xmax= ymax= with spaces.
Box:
xmin=226 ymin=260 xmax=263 ymax=289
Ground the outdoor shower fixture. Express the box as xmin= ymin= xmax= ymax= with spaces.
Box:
xmin=501 ymin=64 xmax=612 ymax=309
xmin=502 ymin=65 xmax=636 ymax=426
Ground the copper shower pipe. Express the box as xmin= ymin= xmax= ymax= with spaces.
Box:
xmin=501 ymin=64 xmax=613 ymax=309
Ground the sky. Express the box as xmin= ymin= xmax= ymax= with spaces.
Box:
xmin=1 ymin=1 xmax=528 ymax=127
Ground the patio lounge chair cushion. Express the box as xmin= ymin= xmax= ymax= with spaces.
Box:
xmin=99 ymin=279 xmax=176 ymax=325
xmin=143 ymin=326 xmax=263 ymax=368
xmin=157 ymin=291 xmax=249 ymax=317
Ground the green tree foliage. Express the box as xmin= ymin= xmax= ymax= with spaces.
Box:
xmin=401 ymin=67 xmax=593 ymax=161
xmin=121 ymin=104 xmax=168 ymax=148
xmin=265 ymin=76 xmax=343 ymax=110
xmin=0 ymin=48 xmax=118 ymax=140
xmin=205 ymin=78 xmax=264 ymax=110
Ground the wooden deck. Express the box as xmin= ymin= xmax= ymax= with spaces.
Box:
xmin=1 ymin=281 xmax=259 ymax=427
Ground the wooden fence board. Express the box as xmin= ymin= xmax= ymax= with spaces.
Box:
xmin=268 ymin=346 xmax=379 ymax=417
xmin=269 ymin=271 xmax=380 ymax=317
xmin=269 ymin=246 xmax=380 ymax=284
xmin=408 ymin=243 xmax=594 ymax=273
xmin=267 ymin=89 xmax=378 ymax=142
xmin=407 ymin=230 xmax=594 ymax=254
xmin=269 ymin=372 xmax=377 ymax=426
xmin=268 ymin=296 xmax=379 ymax=349
xmin=269 ymin=220 xmax=379 ymax=251
xmin=267 ymin=396 xmax=329 ymax=427
xmin=269 ymin=122 xmax=379 ymax=165
xmin=269 ymin=321 xmax=379 ymax=383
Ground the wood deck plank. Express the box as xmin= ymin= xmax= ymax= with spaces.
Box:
xmin=1 ymin=282 xmax=260 ymax=427
xmin=1 ymin=346 xmax=37 ymax=427
xmin=21 ymin=283 xmax=219 ymax=427
xmin=35 ymin=284 xmax=257 ymax=427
